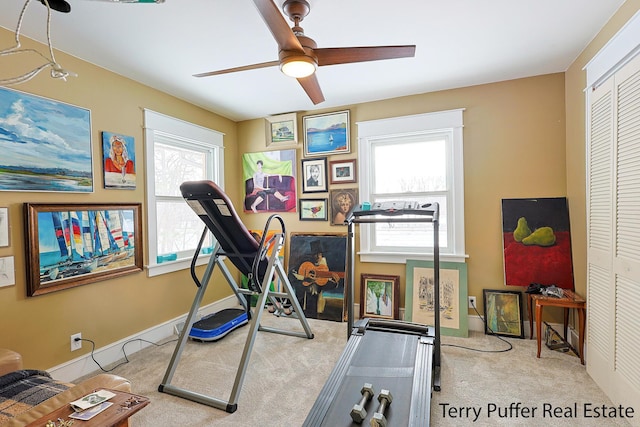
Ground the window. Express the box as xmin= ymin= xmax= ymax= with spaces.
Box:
xmin=144 ymin=109 xmax=224 ymax=277
xmin=357 ymin=109 xmax=465 ymax=263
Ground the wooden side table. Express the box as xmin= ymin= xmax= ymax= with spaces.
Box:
xmin=26 ymin=389 xmax=149 ymax=427
xmin=527 ymin=289 xmax=586 ymax=365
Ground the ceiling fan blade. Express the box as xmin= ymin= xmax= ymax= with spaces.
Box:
xmin=297 ymin=74 xmax=325 ymax=104
xmin=194 ymin=60 xmax=280 ymax=78
xmin=252 ymin=0 xmax=304 ymax=53
xmin=315 ymin=45 xmax=416 ymax=67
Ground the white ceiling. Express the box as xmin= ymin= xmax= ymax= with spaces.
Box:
xmin=0 ymin=0 xmax=626 ymax=121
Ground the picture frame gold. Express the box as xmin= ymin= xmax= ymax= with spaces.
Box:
xmin=265 ymin=112 xmax=297 ymax=147
xmin=360 ymin=274 xmax=400 ymax=320
xmin=25 ymin=203 xmax=143 ymax=296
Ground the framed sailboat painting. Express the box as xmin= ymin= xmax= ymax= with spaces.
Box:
xmin=25 ymin=203 xmax=143 ymax=296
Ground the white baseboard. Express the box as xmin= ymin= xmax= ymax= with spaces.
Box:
xmin=49 ymin=296 xmax=240 ymax=382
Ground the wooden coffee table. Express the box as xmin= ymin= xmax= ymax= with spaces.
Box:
xmin=26 ymin=389 xmax=149 ymax=427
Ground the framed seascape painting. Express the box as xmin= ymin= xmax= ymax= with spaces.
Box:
xmin=102 ymin=132 xmax=136 ymax=189
xmin=0 ymin=87 xmax=93 ymax=192
xmin=303 ymin=110 xmax=350 ymax=157
xmin=301 ymin=157 xmax=328 ymax=193
xmin=265 ymin=113 xmax=297 ymax=147
xmin=360 ymin=274 xmax=400 ymax=320
xmin=405 ymin=260 xmax=468 ymax=337
xmin=25 ymin=203 xmax=143 ymax=296
xmin=288 ymin=233 xmax=347 ymax=322
xmin=483 ymin=289 xmax=524 ymax=338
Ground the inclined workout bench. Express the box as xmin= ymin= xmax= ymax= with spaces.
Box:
xmin=158 ymin=180 xmax=314 ymax=413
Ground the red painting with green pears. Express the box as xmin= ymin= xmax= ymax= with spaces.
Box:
xmin=501 ymin=197 xmax=574 ymax=289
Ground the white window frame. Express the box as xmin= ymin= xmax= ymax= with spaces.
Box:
xmin=357 ymin=109 xmax=466 ymax=264
xmin=143 ymin=109 xmax=224 ymax=277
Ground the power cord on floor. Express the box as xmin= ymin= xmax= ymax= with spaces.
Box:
xmin=441 ymin=299 xmax=513 ymax=353
xmin=77 ymin=337 xmax=177 ymax=373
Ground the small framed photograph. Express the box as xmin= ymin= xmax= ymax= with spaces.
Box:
xmin=303 ymin=110 xmax=350 ymax=157
xmin=360 ymin=274 xmax=400 ymax=320
xmin=301 ymin=157 xmax=328 ymax=193
xmin=483 ymin=289 xmax=525 ymax=338
xmin=265 ymin=113 xmax=297 ymax=147
xmin=329 ymin=159 xmax=357 ymax=184
xmin=299 ymin=199 xmax=328 ymax=221
xmin=0 ymin=207 xmax=9 ymax=247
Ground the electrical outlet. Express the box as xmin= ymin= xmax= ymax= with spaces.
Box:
xmin=70 ymin=333 xmax=82 ymax=351
xmin=468 ymin=296 xmax=477 ymax=309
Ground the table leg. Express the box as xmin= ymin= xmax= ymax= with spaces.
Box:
xmin=563 ymin=308 xmax=569 ymax=340
xmin=528 ymin=294 xmax=534 ymax=340
xmin=578 ymin=308 xmax=585 ymax=365
xmin=536 ymin=303 xmax=543 ymax=358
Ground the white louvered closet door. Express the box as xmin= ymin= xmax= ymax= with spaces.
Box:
xmin=587 ymin=52 xmax=640 ymax=419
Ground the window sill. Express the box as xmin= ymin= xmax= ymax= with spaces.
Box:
xmin=146 ymin=254 xmax=211 ymax=277
xmin=358 ymin=251 xmax=468 ymax=264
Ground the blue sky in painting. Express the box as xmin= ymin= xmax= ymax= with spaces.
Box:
xmin=0 ymin=87 xmax=92 ymax=172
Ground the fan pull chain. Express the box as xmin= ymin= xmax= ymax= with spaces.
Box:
xmin=0 ymin=0 xmax=76 ymax=86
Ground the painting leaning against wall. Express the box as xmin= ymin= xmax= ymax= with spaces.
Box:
xmin=0 ymin=87 xmax=93 ymax=192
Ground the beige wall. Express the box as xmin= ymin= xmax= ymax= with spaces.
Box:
xmin=0 ymin=29 xmax=239 ymax=369
xmin=238 ymin=73 xmax=567 ymax=315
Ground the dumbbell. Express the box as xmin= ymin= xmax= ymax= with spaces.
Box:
xmin=370 ymin=389 xmax=393 ymax=427
xmin=350 ymin=383 xmax=374 ymax=423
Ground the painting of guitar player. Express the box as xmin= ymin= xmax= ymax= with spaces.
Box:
xmin=288 ymin=233 xmax=347 ymax=322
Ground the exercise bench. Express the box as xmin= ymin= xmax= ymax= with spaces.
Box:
xmin=158 ymin=180 xmax=314 ymax=413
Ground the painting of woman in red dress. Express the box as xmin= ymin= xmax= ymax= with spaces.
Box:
xmin=102 ymin=132 xmax=136 ymax=189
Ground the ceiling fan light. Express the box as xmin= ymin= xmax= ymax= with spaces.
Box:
xmin=280 ymin=56 xmax=317 ymax=78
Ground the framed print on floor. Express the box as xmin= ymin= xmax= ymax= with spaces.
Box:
xmin=405 ymin=260 xmax=468 ymax=337
xmin=483 ymin=289 xmax=524 ymax=338
xmin=360 ymin=274 xmax=400 ymax=320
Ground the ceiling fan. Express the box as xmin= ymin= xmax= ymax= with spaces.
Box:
xmin=194 ymin=0 xmax=416 ymax=105
xmin=38 ymin=0 xmax=164 ymax=13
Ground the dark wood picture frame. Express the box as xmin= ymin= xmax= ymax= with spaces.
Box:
xmin=483 ymin=289 xmax=525 ymax=338
xmin=360 ymin=274 xmax=400 ymax=320
xmin=25 ymin=203 xmax=143 ymax=296
xmin=299 ymin=199 xmax=328 ymax=221
xmin=329 ymin=159 xmax=357 ymax=184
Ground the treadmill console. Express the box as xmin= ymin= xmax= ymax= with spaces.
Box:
xmin=350 ymin=201 xmax=435 ymax=218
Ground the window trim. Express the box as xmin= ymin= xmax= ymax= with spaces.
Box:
xmin=357 ymin=109 xmax=466 ymax=264
xmin=143 ymin=109 xmax=225 ymax=277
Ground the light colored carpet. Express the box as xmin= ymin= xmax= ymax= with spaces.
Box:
xmin=96 ymin=313 xmax=629 ymax=427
